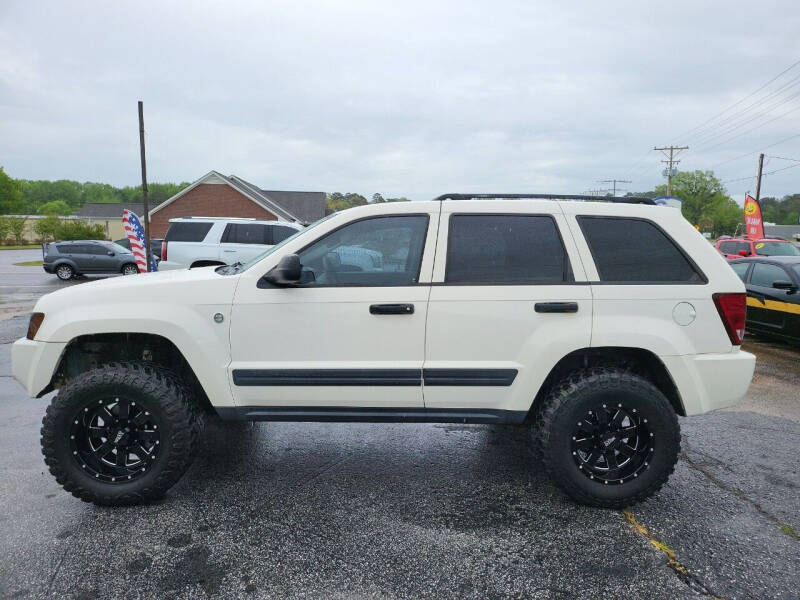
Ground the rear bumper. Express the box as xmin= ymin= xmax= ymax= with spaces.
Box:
xmin=12 ymin=338 xmax=67 ymax=397
xmin=661 ymin=350 xmax=755 ymax=416
xmin=42 ymin=264 xmax=54 ymax=273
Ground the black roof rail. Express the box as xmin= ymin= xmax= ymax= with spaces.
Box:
xmin=433 ymin=193 xmax=656 ymax=205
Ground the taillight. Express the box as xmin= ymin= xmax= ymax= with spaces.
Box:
xmin=161 ymin=241 xmax=167 ymax=261
xmin=27 ymin=312 xmax=45 ymax=340
xmin=713 ymin=293 xmax=747 ymax=346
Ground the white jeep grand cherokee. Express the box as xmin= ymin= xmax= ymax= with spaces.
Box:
xmin=12 ymin=194 xmax=755 ymax=508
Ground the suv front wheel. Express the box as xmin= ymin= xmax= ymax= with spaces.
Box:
xmin=535 ymin=368 xmax=680 ymax=508
xmin=41 ymin=362 xmax=202 ymax=505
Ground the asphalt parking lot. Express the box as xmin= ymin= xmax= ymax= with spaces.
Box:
xmin=0 ymin=252 xmax=798 ymax=599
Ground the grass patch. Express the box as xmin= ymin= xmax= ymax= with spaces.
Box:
xmin=0 ymin=244 xmax=41 ymax=250
xmin=780 ymin=524 xmax=798 ymax=538
xmin=13 ymin=260 xmax=43 ymax=267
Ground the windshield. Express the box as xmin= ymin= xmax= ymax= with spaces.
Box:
xmin=109 ymin=242 xmax=133 ymax=254
xmin=216 ymin=214 xmax=336 ymax=275
xmin=754 ymin=241 xmax=800 ymax=256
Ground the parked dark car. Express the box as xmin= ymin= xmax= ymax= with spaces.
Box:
xmin=44 ymin=240 xmax=141 ymax=280
xmin=729 ymin=256 xmax=800 ymax=343
xmin=113 ymin=237 xmax=163 ymax=264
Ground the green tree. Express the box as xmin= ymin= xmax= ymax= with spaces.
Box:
xmin=33 ymin=216 xmax=61 ymax=241
xmin=371 ymin=193 xmax=386 ymax=203
xmin=7 ymin=217 xmax=27 ymax=244
xmin=0 ymin=167 xmax=24 ymax=214
xmin=0 ymin=216 xmax=10 ymax=243
xmin=38 ymin=200 xmax=73 ymax=216
xmin=326 ymin=192 xmax=368 ymax=212
xmin=653 ymin=170 xmax=742 ymax=237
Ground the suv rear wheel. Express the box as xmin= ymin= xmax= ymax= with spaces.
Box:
xmin=41 ymin=362 xmax=202 ymax=505
xmin=55 ymin=264 xmax=74 ymax=280
xmin=535 ymin=368 xmax=680 ymax=508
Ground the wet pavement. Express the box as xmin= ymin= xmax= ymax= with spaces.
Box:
xmin=0 ymin=274 xmax=798 ymax=599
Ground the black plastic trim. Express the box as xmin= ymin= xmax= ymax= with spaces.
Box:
xmin=215 ymin=406 xmax=528 ymax=424
xmin=232 ymin=369 xmax=421 ymax=386
xmin=423 ymin=368 xmax=518 ymax=386
xmin=434 ymin=193 xmax=655 ymax=205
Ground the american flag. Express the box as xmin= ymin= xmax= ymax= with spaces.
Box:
xmin=122 ymin=209 xmax=156 ymax=273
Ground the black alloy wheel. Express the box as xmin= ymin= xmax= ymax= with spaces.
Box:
xmin=69 ymin=396 xmax=161 ymax=483
xmin=571 ymin=403 xmax=652 ymax=485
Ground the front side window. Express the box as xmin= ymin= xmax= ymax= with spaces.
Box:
xmin=750 ymin=262 xmax=789 ymax=287
xmin=445 ymin=215 xmax=571 ymax=284
xmin=754 ymin=241 xmax=800 ymax=256
xmin=578 ymin=216 xmax=703 ymax=283
xmin=297 ymin=215 xmax=429 ymax=286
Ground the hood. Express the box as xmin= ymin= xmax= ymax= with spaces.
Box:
xmin=35 ymin=267 xmax=238 ymax=314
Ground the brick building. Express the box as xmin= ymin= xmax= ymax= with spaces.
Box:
xmin=148 ymin=171 xmax=326 ymax=237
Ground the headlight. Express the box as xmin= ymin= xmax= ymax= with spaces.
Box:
xmin=27 ymin=313 xmax=45 ymax=340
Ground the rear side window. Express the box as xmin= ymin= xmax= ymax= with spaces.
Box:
xmin=222 ymin=223 xmax=269 ymax=245
xmin=165 ymin=222 xmax=213 ymax=242
xmin=720 ymin=241 xmax=751 ymax=255
xmin=56 ymin=244 xmax=72 ymax=253
xmin=578 ymin=217 xmax=703 ymax=283
xmin=87 ymin=244 xmax=109 ymax=255
xmin=272 ymin=225 xmax=299 ymax=244
xmin=62 ymin=244 xmax=90 ymax=254
xmin=750 ymin=263 xmax=788 ymax=287
xmin=445 ymin=215 xmax=572 ymax=284
xmin=730 ymin=262 xmax=750 ymax=282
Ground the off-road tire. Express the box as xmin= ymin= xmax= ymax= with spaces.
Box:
xmin=55 ymin=264 xmax=74 ymax=280
xmin=535 ymin=367 xmax=680 ymax=508
xmin=41 ymin=362 xmax=202 ymax=505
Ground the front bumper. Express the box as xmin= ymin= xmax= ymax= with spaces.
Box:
xmin=661 ymin=350 xmax=756 ymax=416
xmin=12 ymin=338 xmax=68 ymax=397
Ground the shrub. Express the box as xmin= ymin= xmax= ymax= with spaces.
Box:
xmin=7 ymin=217 xmax=26 ymax=244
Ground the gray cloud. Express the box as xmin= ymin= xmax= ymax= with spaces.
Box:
xmin=1 ymin=0 xmax=799 ymax=203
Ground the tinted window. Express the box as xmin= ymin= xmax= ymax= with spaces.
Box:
xmin=578 ymin=217 xmax=703 ymax=283
xmin=750 ymin=263 xmax=789 ymax=287
xmin=56 ymin=244 xmax=72 ymax=253
xmin=87 ymin=244 xmax=109 ymax=255
xmin=222 ymin=223 xmax=269 ymax=245
xmin=62 ymin=244 xmax=90 ymax=255
xmin=446 ymin=215 xmax=571 ymax=284
xmin=730 ymin=262 xmax=750 ymax=282
xmin=754 ymin=241 xmax=800 ymax=256
xmin=297 ymin=215 xmax=428 ymax=286
xmin=272 ymin=225 xmax=299 ymax=244
xmin=165 ymin=222 xmax=213 ymax=242
xmin=720 ymin=241 xmax=751 ymax=255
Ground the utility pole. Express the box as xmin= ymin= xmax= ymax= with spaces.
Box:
xmin=654 ymin=145 xmax=689 ymax=196
xmin=138 ymin=101 xmax=152 ymax=272
xmin=598 ymin=179 xmax=631 ymax=196
xmin=754 ymin=153 xmax=765 ymax=202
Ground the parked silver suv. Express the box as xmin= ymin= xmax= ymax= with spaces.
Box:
xmin=43 ymin=240 xmax=141 ymax=280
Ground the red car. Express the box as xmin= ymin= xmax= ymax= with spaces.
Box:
xmin=715 ymin=237 xmax=800 ymax=260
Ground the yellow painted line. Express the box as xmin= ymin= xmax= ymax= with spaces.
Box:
xmin=746 ymin=296 xmax=800 ymax=315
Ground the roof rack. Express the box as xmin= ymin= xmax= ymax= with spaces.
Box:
xmin=433 ymin=193 xmax=656 ymax=205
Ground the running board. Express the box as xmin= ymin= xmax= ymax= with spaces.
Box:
xmin=214 ymin=406 xmax=527 ymax=424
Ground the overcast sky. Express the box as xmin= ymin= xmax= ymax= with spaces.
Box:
xmin=1 ymin=1 xmax=799 ymax=203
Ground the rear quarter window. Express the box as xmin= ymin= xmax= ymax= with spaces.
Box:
xmin=578 ymin=216 xmax=704 ymax=283
xmin=165 ymin=222 xmax=214 ymax=242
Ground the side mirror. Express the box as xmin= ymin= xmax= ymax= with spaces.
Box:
xmin=738 ymin=250 xmax=749 ymax=257
xmin=772 ymin=280 xmax=796 ymax=291
xmin=107 ymin=251 xmax=115 ymax=256
xmin=262 ymin=254 xmax=302 ymax=286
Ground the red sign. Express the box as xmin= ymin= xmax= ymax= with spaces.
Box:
xmin=743 ymin=195 xmax=764 ymax=240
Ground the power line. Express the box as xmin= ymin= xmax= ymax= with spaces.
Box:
xmin=673 ymin=58 xmax=800 ymax=140
xmin=767 ymin=155 xmax=800 ymax=162
xmin=686 ymin=72 xmax=800 ymax=143
xmin=722 ymin=162 xmax=800 ymax=184
xmin=708 ymin=133 xmax=800 ymax=169
xmin=598 ymin=179 xmax=631 ymax=195
xmin=696 ymin=103 xmax=800 ymax=153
